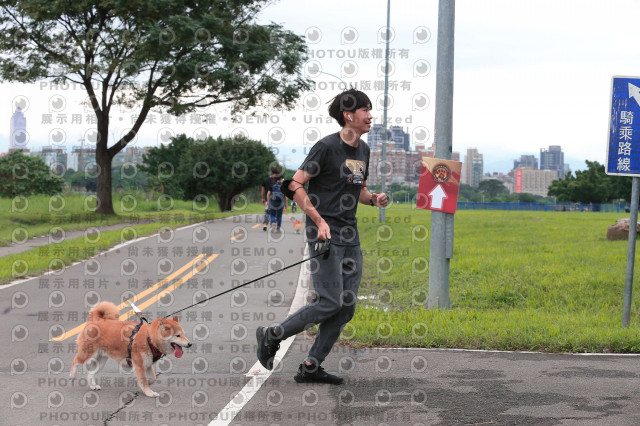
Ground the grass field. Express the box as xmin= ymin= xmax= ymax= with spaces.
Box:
xmin=352 ymin=204 xmax=640 ymax=353
xmin=0 ymin=193 xmax=242 ymax=246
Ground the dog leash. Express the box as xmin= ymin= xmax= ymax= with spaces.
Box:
xmin=285 ymin=212 xmax=299 ymax=223
xmin=160 ymin=239 xmax=331 ymax=319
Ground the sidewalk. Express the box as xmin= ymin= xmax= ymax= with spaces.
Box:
xmin=0 ymin=217 xmax=198 ymax=259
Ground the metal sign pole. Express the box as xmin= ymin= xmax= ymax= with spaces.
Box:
xmin=606 ymin=77 xmax=640 ymax=327
xmin=427 ymin=0 xmax=455 ymax=309
xmin=622 ymin=176 xmax=640 ymax=327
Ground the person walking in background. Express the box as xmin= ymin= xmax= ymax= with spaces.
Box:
xmin=261 ymin=167 xmax=280 ymax=231
xmin=256 ymin=88 xmax=388 ymax=384
xmin=266 ymin=174 xmax=286 ymax=231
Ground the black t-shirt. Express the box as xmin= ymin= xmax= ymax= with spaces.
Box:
xmin=299 ymin=132 xmax=370 ymax=246
xmin=261 ymin=176 xmax=274 ymax=201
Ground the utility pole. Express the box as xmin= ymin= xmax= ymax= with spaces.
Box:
xmin=379 ymin=0 xmax=391 ymax=223
xmin=427 ymin=0 xmax=455 ymax=309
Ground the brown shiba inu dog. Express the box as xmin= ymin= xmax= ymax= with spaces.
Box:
xmin=291 ymin=218 xmax=303 ymax=234
xmin=70 ymin=302 xmax=191 ymax=397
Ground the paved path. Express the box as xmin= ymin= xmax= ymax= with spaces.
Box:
xmin=2 ymin=214 xmax=640 ymax=425
xmin=0 ymin=219 xmax=161 ymax=258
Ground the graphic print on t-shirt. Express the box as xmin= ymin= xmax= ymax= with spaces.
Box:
xmin=344 ymin=159 xmax=366 ymax=185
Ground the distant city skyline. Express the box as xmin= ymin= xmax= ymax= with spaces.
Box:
xmin=1 ymin=0 xmax=630 ymax=179
xmin=6 ymin=105 xmax=575 ymax=186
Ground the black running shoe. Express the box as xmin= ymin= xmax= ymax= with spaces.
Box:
xmin=294 ymin=362 xmax=344 ymax=385
xmin=256 ymin=326 xmax=280 ymax=370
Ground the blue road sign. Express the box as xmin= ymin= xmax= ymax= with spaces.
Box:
xmin=607 ymin=76 xmax=640 ymax=176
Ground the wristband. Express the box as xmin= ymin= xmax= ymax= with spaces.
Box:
xmin=369 ymin=194 xmax=375 ymax=206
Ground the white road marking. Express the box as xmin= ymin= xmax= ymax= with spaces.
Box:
xmin=208 ymin=244 xmax=310 ymax=426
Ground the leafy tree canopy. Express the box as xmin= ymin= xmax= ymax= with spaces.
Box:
xmin=0 ymin=150 xmax=64 ymax=197
xmin=478 ymin=179 xmax=508 ymax=199
xmin=139 ymin=134 xmax=193 ymax=199
xmin=0 ymin=0 xmax=310 ymax=213
xmin=548 ymin=160 xmax=631 ymax=203
xmin=179 ymin=135 xmax=277 ymax=211
xmin=141 ymin=134 xmax=277 ymax=211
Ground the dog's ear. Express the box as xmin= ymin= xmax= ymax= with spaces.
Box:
xmin=173 ymin=315 xmax=178 ymax=322
xmin=158 ymin=319 xmax=165 ymax=328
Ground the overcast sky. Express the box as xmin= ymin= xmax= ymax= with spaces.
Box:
xmin=3 ymin=0 xmax=640 ymax=174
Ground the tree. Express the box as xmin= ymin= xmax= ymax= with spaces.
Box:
xmin=478 ymin=179 xmax=508 ymax=199
xmin=458 ymin=183 xmax=480 ymax=202
xmin=112 ymin=163 xmax=147 ymax=192
xmin=62 ymin=167 xmax=75 ymax=180
xmin=70 ymin=171 xmax=96 ymax=192
xmin=548 ymin=160 xmax=632 ymax=203
xmin=0 ymin=150 xmax=64 ymax=197
xmin=0 ymin=0 xmax=309 ymax=214
xmin=179 ymin=136 xmax=277 ymax=211
xmin=608 ymin=170 xmax=633 ymax=201
xmin=139 ymin=134 xmax=193 ymax=199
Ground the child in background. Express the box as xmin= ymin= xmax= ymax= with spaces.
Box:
xmin=267 ymin=174 xmax=286 ymax=231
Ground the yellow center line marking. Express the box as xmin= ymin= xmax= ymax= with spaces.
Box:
xmin=51 ymin=224 xmax=245 ymax=342
xmin=118 ymin=254 xmax=217 ymax=320
xmin=49 ymin=254 xmax=209 ymax=342
xmin=115 ymin=254 xmax=206 ymax=311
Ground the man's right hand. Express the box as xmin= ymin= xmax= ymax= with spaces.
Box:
xmin=317 ymin=221 xmax=331 ymax=241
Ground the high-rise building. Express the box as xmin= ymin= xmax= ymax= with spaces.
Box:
xmin=113 ymin=146 xmax=153 ymax=167
xmin=390 ymin=126 xmax=410 ymax=151
xmin=367 ymin=124 xmax=410 ymax=150
xmin=33 ymin=147 xmax=68 ymax=176
xmin=369 ymin=148 xmax=414 ymax=185
xmin=71 ymin=144 xmax=96 ymax=173
xmin=462 ymin=148 xmax=483 ymax=187
xmin=514 ymin=154 xmax=538 ymax=170
xmin=367 ymin=130 xmax=460 ymax=186
xmin=540 ymin=145 xmax=564 ymax=178
xmin=10 ymin=107 xmax=28 ymax=152
xmin=515 ymin=168 xmax=557 ymax=197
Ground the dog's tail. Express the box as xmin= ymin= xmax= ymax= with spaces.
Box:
xmin=88 ymin=301 xmax=120 ymax=322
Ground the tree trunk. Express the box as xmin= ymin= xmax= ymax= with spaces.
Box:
xmin=95 ymin=119 xmax=115 ymax=215
xmin=216 ymin=192 xmax=234 ymax=212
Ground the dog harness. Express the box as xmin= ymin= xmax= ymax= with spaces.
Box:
xmin=147 ymin=337 xmax=164 ymax=362
xmin=126 ymin=318 xmax=164 ymax=367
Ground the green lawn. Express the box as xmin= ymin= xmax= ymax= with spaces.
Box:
xmin=0 ymin=193 xmax=250 ymax=246
xmin=351 ymin=205 xmax=640 ymax=353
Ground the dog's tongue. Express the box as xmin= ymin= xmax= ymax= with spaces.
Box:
xmin=174 ymin=344 xmax=183 ymax=358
